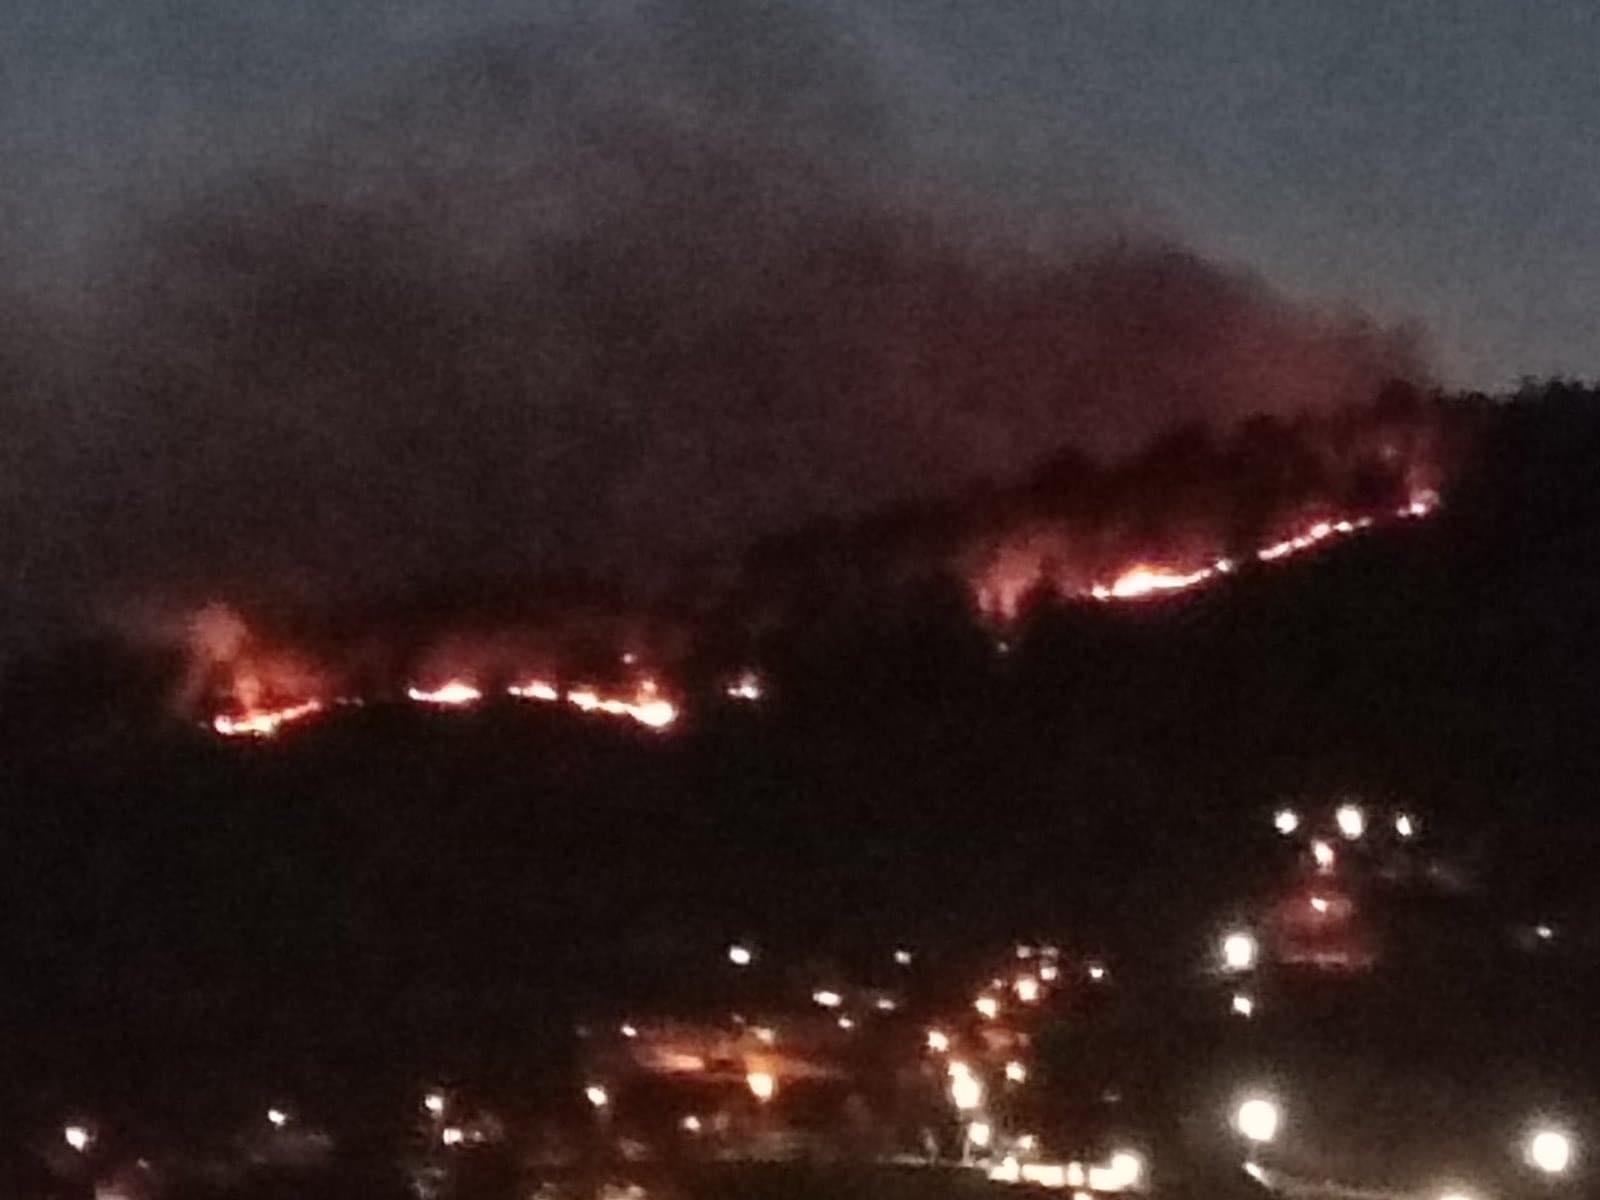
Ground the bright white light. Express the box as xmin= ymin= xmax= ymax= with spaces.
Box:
xmin=63 ymin=1125 xmax=91 ymax=1153
xmin=1310 ymin=895 xmax=1330 ymax=914
xmin=1015 ymin=1134 xmax=1037 ymax=1152
xmin=1016 ymin=944 xmax=1035 ymax=959
xmin=812 ymin=989 xmax=842 ymax=1008
xmin=1087 ymin=963 xmax=1107 ymax=982
xmin=1039 ymin=962 xmax=1060 ymax=982
xmin=927 ymin=1029 xmax=950 ymax=1052
xmin=1108 ymin=1151 xmax=1144 ymax=1189
xmin=1232 ymin=993 xmax=1255 ymax=1018
xmin=1005 ymin=1060 xmax=1028 ymax=1083
xmin=747 ymin=1071 xmax=776 ymax=1102
xmin=1274 ymin=808 xmax=1301 ymax=836
xmin=423 ymin=1091 xmax=447 ymax=1117
xmin=584 ymin=1085 xmax=609 ymax=1109
xmin=1536 ymin=923 xmax=1556 ymax=941
xmin=1014 ymin=976 xmax=1041 ymax=1003
xmin=875 ymin=996 xmax=898 ymax=1012
xmin=894 ymin=948 xmax=914 ymax=966
xmin=1395 ymin=812 xmax=1417 ymax=839
xmin=726 ymin=671 xmax=763 ymax=701
xmin=619 ymin=1023 xmax=638 ymax=1039
xmin=1528 ymin=1128 xmax=1573 ymax=1174
xmin=267 ymin=1108 xmax=288 ymax=1128
xmin=989 ymin=1157 xmax=1022 ymax=1183
xmin=950 ymin=1070 xmax=985 ymax=1111
xmin=441 ymin=1126 xmax=464 ymax=1147
xmin=727 ymin=944 xmax=753 ymax=966
xmin=1236 ymin=1097 xmax=1281 ymax=1144
xmin=1436 ymin=1192 xmax=1476 ymax=1200
xmin=1336 ymin=803 xmax=1366 ymax=840
xmin=975 ymin=995 xmax=1000 ymax=1019
xmin=680 ymin=1114 xmax=702 ymax=1133
xmin=753 ymin=1026 xmax=776 ymax=1044
xmin=1312 ymin=839 xmax=1336 ymax=870
xmin=837 ymin=1016 xmax=855 ymax=1030
xmin=1222 ymin=931 xmax=1258 ymax=972
xmin=968 ymin=1121 xmax=993 ymax=1149
xmin=1242 ymin=1161 xmax=1267 ymax=1184
xmin=1065 ymin=1162 xmax=1087 ymax=1188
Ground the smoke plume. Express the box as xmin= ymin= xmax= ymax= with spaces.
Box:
xmin=0 ymin=0 xmax=1429 ymax=650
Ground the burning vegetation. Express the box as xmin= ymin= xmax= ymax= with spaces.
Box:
xmin=164 ymin=386 xmax=1456 ymax=740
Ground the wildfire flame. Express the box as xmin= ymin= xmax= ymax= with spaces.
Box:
xmin=978 ymin=489 xmax=1439 ymax=618
xmin=521 ymin=679 xmax=678 ymax=730
xmin=406 ymin=681 xmax=483 ymax=707
xmin=211 ymin=699 xmax=324 ymax=738
xmin=199 ymin=488 xmax=1439 ymax=737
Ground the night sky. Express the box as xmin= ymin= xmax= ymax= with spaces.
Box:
xmin=3 ymin=1 xmax=1594 ymax=642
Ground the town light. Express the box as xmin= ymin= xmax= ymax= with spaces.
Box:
xmin=1014 ymin=975 xmax=1041 ymax=1003
xmin=975 ymin=995 xmax=1000 ymax=1019
xmin=1274 ymin=808 xmax=1301 ymax=836
xmin=441 ymin=1126 xmax=464 ymax=1147
xmin=1336 ymin=804 xmax=1366 ymax=840
xmin=1527 ymin=1128 xmax=1574 ymax=1175
xmin=267 ymin=1108 xmax=289 ymax=1128
xmin=1232 ymin=993 xmax=1255 ymax=1018
xmin=1005 ymin=1060 xmax=1028 ymax=1083
xmin=894 ymin=948 xmax=914 ymax=966
xmin=727 ymin=943 xmax=753 ymax=966
xmin=1395 ymin=812 xmax=1417 ymax=839
xmin=812 ymin=989 xmax=843 ymax=1008
xmin=1087 ymin=962 xmax=1107 ymax=982
xmin=967 ymin=1120 xmax=992 ymax=1149
xmin=1235 ymin=1096 xmax=1282 ymax=1144
xmin=584 ymin=1085 xmax=609 ymax=1109
xmin=927 ymin=1029 xmax=950 ymax=1052
xmin=423 ymin=1091 xmax=447 ymax=1117
xmin=747 ymin=1071 xmax=777 ymax=1102
xmin=63 ymin=1125 xmax=92 ymax=1153
xmin=1222 ymin=931 xmax=1258 ymax=972
xmin=1109 ymin=1150 xmax=1144 ymax=1188
xmin=949 ymin=1065 xmax=984 ymax=1111
xmin=1312 ymin=839 xmax=1336 ymax=870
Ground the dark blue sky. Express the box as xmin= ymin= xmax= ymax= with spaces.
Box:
xmin=9 ymin=0 xmax=1596 ymax=386
xmin=1 ymin=1 xmax=1594 ymax=633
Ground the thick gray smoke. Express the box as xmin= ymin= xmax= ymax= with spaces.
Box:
xmin=0 ymin=0 xmax=1425 ymax=645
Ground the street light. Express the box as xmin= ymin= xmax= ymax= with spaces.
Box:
xmin=1527 ymin=1128 xmax=1574 ymax=1175
xmin=63 ymin=1125 xmax=92 ymax=1153
xmin=1235 ymin=1097 xmax=1281 ymax=1144
xmin=1336 ymin=804 xmax=1366 ymax=840
xmin=727 ymin=944 xmax=753 ymax=966
xmin=1274 ymin=809 xmax=1301 ymax=836
xmin=950 ymin=1070 xmax=984 ymax=1112
xmin=1222 ymin=931 xmax=1258 ymax=972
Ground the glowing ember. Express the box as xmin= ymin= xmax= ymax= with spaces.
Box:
xmin=407 ymin=681 xmax=483 ymax=707
xmin=212 ymin=699 xmax=324 ymax=739
xmin=507 ymin=677 xmax=680 ymax=730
